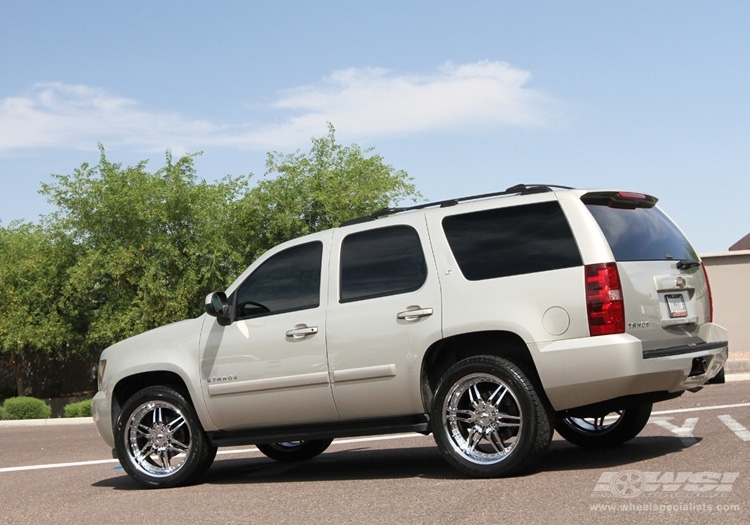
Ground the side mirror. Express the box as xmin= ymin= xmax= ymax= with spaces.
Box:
xmin=205 ymin=291 xmax=231 ymax=322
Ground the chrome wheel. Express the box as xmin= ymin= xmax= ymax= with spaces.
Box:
xmin=124 ymin=400 xmax=192 ymax=478
xmin=256 ymin=439 xmax=333 ymax=462
xmin=443 ymin=373 xmax=523 ymax=465
xmin=562 ymin=411 xmax=624 ymax=434
xmin=555 ymin=403 xmax=652 ymax=448
xmin=115 ymin=386 xmax=216 ymax=488
xmin=432 ymin=356 xmax=552 ymax=477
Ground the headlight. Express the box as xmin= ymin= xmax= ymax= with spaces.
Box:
xmin=97 ymin=359 xmax=107 ymax=391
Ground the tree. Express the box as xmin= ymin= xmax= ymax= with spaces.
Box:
xmin=23 ymin=126 xmax=418 ymax=388
xmin=40 ymin=146 xmax=250 ymax=351
xmin=234 ymin=123 xmax=421 ymax=259
xmin=0 ymin=222 xmax=73 ymax=395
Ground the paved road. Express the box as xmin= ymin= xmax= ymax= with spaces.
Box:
xmin=1 ymin=380 xmax=749 ymax=525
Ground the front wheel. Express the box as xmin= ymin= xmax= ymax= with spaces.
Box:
xmin=555 ymin=403 xmax=653 ymax=448
xmin=114 ymin=386 xmax=217 ymax=488
xmin=256 ymin=439 xmax=333 ymax=462
xmin=431 ymin=356 xmax=553 ymax=478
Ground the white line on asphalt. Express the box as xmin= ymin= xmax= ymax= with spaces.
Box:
xmin=718 ymin=414 xmax=750 ymax=441
xmin=0 ymin=433 xmax=429 ymax=474
xmin=0 ymin=459 xmax=119 ymax=473
xmin=651 ymin=402 xmax=750 ymax=416
xmin=2 ymin=402 xmax=748 ymax=475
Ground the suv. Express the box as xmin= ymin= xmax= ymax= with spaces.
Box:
xmin=92 ymin=184 xmax=728 ymax=488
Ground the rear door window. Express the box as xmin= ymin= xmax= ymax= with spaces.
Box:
xmin=585 ymin=204 xmax=697 ymax=262
xmin=442 ymin=201 xmax=582 ymax=281
xmin=340 ymin=225 xmax=427 ymax=302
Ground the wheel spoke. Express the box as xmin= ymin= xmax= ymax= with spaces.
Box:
xmin=496 ymin=413 xmax=521 ymax=427
xmin=453 ymin=409 xmax=475 ymax=424
xmin=469 ymin=384 xmax=482 ymax=406
xmin=168 ymin=415 xmax=186 ymax=433
xmin=463 ymin=427 xmax=484 ymax=454
xmin=169 ymin=439 xmax=190 ymax=453
xmin=488 ymin=384 xmax=508 ymax=405
xmin=488 ymin=429 xmax=508 ymax=453
xmin=158 ymin=449 xmax=171 ymax=469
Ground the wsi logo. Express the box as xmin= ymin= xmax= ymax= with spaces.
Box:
xmin=593 ymin=471 xmax=740 ymax=498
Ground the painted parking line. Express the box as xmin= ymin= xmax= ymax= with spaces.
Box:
xmin=0 ymin=433 xmax=428 ymax=474
xmin=2 ymin=403 xmax=748 ymax=475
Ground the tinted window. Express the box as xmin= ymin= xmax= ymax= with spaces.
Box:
xmin=586 ymin=204 xmax=698 ymax=261
xmin=235 ymin=241 xmax=322 ymax=318
xmin=340 ymin=226 xmax=427 ymax=303
xmin=442 ymin=201 xmax=582 ymax=281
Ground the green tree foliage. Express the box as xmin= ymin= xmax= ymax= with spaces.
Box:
xmin=236 ymin=123 xmax=421 ymax=259
xmin=40 ymin=146 xmax=249 ymax=350
xmin=0 ymin=222 xmax=73 ymax=395
xmin=1 ymin=126 xmax=417 ymax=396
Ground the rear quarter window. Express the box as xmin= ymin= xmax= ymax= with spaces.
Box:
xmin=442 ymin=201 xmax=582 ymax=281
xmin=585 ymin=204 xmax=698 ymax=262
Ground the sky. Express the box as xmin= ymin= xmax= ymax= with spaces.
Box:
xmin=1 ymin=1 xmax=748 ymax=254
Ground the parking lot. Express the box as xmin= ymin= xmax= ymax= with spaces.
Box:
xmin=1 ymin=378 xmax=748 ymax=525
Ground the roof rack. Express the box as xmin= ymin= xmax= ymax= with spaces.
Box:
xmin=340 ymin=184 xmax=574 ymax=226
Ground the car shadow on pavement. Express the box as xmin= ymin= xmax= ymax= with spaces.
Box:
xmin=541 ymin=434 xmax=700 ymax=473
xmin=90 ymin=434 xmax=696 ymax=489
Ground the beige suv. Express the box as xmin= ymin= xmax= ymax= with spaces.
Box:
xmin=92 ymin=184 xmax=728 ymax=488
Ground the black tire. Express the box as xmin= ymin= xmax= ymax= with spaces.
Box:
xmin=114 ymin=386 xmax=217 ymax=488
xmin=555 ymin=403 xmax=653 ymax=448
xmin=431 ymin=356 xmax=553 ymax=478
xmin=256 ymin=439 xmax=333 ymax=462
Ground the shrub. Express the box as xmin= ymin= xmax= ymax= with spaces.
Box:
xmin=0 ymin=405 xmax=5 ymax=420
xmin=63 ymin=399 xmax=93 ymax=418
xmin=2 ymin=396 xmax=52 ymax=420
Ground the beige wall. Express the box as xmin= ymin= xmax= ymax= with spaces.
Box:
xmin=702 ymin=250 xmax=750 ymax=354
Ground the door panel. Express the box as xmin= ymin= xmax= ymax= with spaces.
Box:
xmin=199 ymin=311 xmax=337 ymax=430
xmin=326 ymin=216 xmax=442 ymax=419
xmin=198 ymin=236 xmax=338 ymax=430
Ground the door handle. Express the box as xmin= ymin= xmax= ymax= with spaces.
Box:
xmin=285 ymin=326 xmax=319 ymax=338
xmin=397 ymin=308 xmax=434 ymax=321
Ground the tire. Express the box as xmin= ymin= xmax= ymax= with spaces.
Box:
xmin=555 ymin=403 xmax=653 ymax=449
xmin=431 ymin=356 xmax=553 ymax=478
xmin=256 ymin=439 xmax=333 ymax=462
xmin=114 ymin=386 xmax=217 ymax=488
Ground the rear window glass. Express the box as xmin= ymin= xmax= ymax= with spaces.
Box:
xmin=442 ymin=201 xmax=582 ymax=281
xmin=586 ymin=204 xmax=698 ymax=261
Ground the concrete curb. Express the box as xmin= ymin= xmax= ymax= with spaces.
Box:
xmin=0 ymin=417 xmax=93 ymax=428
xmin=725 ymin=359 xmax=750 ymax=373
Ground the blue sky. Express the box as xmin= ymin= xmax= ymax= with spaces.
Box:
xmin=1 ymin=1 xmax=748 ymax=253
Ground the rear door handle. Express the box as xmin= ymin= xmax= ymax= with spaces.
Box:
xmin=397 ymin=308 xmax=434 ymax=321
xmin=285 ymin=326 xmax=319 ymax=338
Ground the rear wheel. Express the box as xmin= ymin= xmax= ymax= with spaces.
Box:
xmin=114 ymin=386 xmax=217 ymax=488
xmin=431 ymin=355 xmax=553 ymax=477
xmin=555 ymin=403 xmax=652 ymax=448
xmin=256 ymin=439 xmax=333 ymax=462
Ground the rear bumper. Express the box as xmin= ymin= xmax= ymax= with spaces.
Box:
xmin=531 ymin=323 xmax=728 ymax=411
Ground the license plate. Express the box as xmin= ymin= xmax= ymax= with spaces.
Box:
xmin=666 ymin=294 xmax=688 ymax=318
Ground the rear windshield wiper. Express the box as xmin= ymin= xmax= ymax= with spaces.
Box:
xmin=676 ymin=259 xmax=701 ymax=270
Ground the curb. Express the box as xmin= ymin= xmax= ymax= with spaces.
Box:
xmin=725 ymin=359 xmax=750 ymax=374
xmin=0 ymin=417 xmax=93 ymax=428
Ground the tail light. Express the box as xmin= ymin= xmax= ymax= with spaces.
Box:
xmin=585 ymin=263 xmax=625 ymax=336
xmin=701 ymin=262 xmax=713 ymax=323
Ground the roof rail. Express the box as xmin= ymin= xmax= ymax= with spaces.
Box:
xmin=340 ymin=184 xmax=574 ymax=226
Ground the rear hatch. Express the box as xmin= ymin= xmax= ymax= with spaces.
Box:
xmin=582 ymin=191 xmax=712 ymax=354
